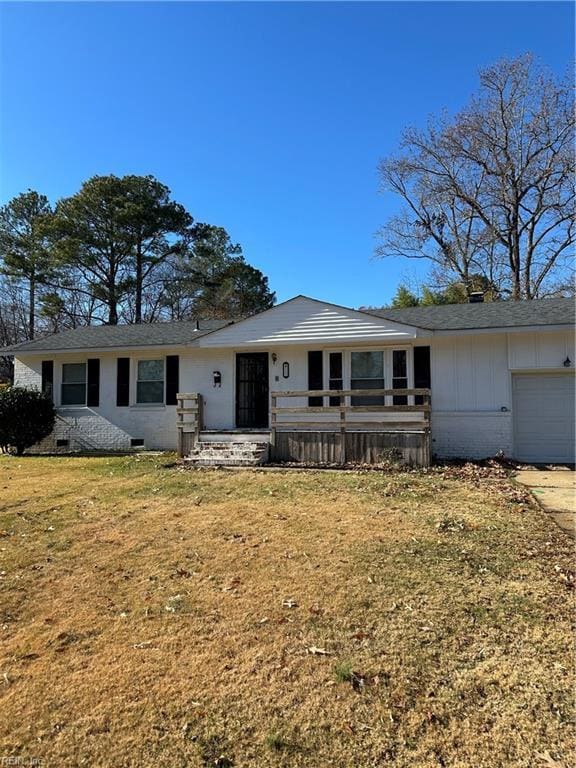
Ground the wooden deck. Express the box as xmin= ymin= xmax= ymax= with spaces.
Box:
xmin=176 ymin=389 xmax=432 ymax=466
xmin=270 ymin=388 xmax=431 ymax=466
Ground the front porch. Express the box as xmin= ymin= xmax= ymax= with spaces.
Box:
xmin=176 ymin=388 xmax=431 ymax=466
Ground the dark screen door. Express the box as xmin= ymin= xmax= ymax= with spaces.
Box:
xmin=236 ymin=353 xmax=269 ymax=428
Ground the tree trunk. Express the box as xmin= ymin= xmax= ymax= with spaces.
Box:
xmin=135 ymin=242 xmax=142 ymax=324
xmin=511 ymin=264 xmax=522 ymax=300
xmin=28 ymin=275 xmax=35 ymax=339
xmin=108 ymin=284 xmax=118 ymax=325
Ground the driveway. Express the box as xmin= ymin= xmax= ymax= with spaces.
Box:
xmin=515 ymin=469 xmax=575 ymax=538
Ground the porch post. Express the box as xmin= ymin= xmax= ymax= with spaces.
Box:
xmin=339 ymin=406 xmax=346 ymax=464
xmin=270 ymin=394 xmax=277 ymax=447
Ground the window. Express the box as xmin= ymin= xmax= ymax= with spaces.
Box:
xmin=42 ymin=361 xmax=54 ymax=400
xmin=308 ymin=351 xmax=323 ymax=407
xmin=329 ymin=352 xmax=343 ymax=406
xmin=116 ymin=358 xmax=130 ymax=407
xmin=137 ymin=359 xmax=164 ymax=404
xmin=413 ymin=346 xmax=431 ymax=405
xmin=392 ymin=350 xmax=408 ymax=405
xmin=61 ymin=363 xmax=87 ymax=406
xmin=351 ymin=351 xmax=384 ymax=406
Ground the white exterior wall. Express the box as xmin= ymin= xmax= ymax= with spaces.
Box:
xmin=12 ymin=323 xmax=574 ymax=460
xmin=15 ymin=353 xmax=179 ymax=452
xmin=430 ymin=329 xmax=574 ymax=459
xmin=13 ymin=357 xmax=43 ymax=390
xmin=13 ymin=347 xmax=310 ymax=451
xmin=181 ymin=349 xmax=235 ymax=430
xmin=429 ymin=333 xmax=512 ymax=459
xmin=508 ymin=330 xmax=574 ymax=370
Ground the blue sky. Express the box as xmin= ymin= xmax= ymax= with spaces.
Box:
xmin=0 ymin=1 xmax=573 ymax=307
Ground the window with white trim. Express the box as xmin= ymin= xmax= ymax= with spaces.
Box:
xmin=392 ymin=350 xmax=408 ymax=405
xmin=61 ymin=362 xmax=87 ymax=406
xmin=136 ymin=359 xmax=164 ymax=404
xmin=328 ymin=352 xmax=343 ymax=406
xmin=351 ymin=351 xmax=385 ymax=406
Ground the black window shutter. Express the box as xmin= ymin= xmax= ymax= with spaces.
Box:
xmin=116 ymin=358 xmax=130 ymax=407
xmin=413 ymin=346 xmax=431 ymax=405
xmin=87 ymin=359 xmax=100 ymax=407
xmin=308 ymin=350 xmax=323 ymax=407
xmin=165 ymin=355 xmax=179 ymax=405
xmin=41 ymin=360 xmax=54 ymax=400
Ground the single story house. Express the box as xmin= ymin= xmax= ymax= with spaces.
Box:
xmin=2 ymin=295 xmax=575 ymax=464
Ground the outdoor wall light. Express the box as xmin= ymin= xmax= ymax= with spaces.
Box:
xmin=271 ymin=353 xmax=278 ymax=364
xmin=282 ymin=362 xmax=290 ymax=379
xmin=213 ymin=370 xmax=222 ymax=387
xmin=563 ymin=356 xmax=572 ymax=368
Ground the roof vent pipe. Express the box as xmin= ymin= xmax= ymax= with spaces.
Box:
xmin=469 ymin=292 xmax=484 ymax=303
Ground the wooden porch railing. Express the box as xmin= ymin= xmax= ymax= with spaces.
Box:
xmin=176 ymin=393 xmax=204 ymax=458
xmin=270 ymin=388 xmax=431 ymax=464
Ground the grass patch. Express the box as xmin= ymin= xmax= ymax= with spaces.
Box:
xmin=265 ymin=731 xmax=293 ymax=752
xmin=334 ymin=660 xmax=355 ymax=683
xmin=0 ymin=454 xmax=573 ymax=767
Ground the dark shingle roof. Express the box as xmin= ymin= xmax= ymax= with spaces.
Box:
xmin=365 ymin=298 xmax=575 ymax=331
xmin=1 ymin=297 xmax=573 ymax=356
xmin=1 ymin=319 xmax=230 ymax=354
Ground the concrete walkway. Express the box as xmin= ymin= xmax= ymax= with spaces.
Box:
xmin=515 ymin=470 xmax=575 ymax=538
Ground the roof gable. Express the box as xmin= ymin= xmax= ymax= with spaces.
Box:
xmin=197 ymin=296 xmax=421 ymax=347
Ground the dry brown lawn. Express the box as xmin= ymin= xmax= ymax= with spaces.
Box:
xmin=0 ymin=454 xmax=574 ymax=768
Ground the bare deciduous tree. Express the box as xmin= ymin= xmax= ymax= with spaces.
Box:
xmin=377 ymin=55 xmax=575 ymax=299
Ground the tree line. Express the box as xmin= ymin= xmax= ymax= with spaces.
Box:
xmin=0 ymin=175 xmax=275 ymax=351
xmin=377 ymin=55 xmax=575 ymax=302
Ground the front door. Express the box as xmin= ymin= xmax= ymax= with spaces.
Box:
xmin=236 ymin=353 xmax=269 ymax=428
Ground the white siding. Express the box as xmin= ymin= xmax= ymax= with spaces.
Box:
xmin=429 ymin=334 xmax=512 ymax=459
xmin=198 ymin=296 xmax=420 ymax=347
xmin=429 ymin=330 xmax=575 ymax=460
xmin=430 ymin=334 xmax=510 ymax=412
xmin=508 ymin=330 xmax=574 ymax=370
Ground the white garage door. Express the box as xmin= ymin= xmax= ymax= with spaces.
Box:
xmin=513 ymin=373 xmax=575 ymax=463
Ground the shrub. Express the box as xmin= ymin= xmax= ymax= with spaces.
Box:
xmin=0 ymin=387 xmax=55 ymax=455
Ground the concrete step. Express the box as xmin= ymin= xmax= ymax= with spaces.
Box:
xmin=186 ymin=457 xmax=267 ymax=467
xmin=184 ymin=440 xmax=270 ymax=467
xmin=194 ymin=441 xmax=269 ymax=450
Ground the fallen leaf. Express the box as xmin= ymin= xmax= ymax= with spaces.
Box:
xmin=307 ymin=646 xmax=332 ymax=656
